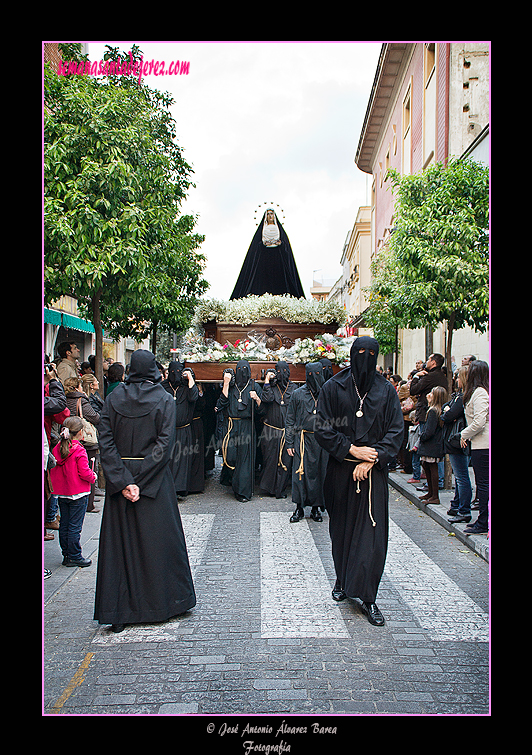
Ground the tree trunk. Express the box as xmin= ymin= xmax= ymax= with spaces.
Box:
xmin=150 ymin=320 xmax=158 ymax=355
xmin=91 ymin=289 xmax=104 ymax=392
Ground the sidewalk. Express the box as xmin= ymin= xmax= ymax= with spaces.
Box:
xmin=388 ymin=469 xmax=489 ymax=563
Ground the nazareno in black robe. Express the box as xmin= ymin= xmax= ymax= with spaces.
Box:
xmin=315 ymin=338 xmax=404 ymax=604
xmin=258 ymin=361 xmax=297 ymax=498
xmin=217 ymin=360 xmax=262 ymax=501
xmin=161 ymin=362 xmax=199 ymax=495
xmin=230 ymin=210 xmax=305 ymax=299
xmin=94 ymin=350 xmax=196 ymax=627
xmin=285 ymin=363 xmax=329 ymax=510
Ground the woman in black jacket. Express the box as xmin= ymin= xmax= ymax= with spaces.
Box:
xmin=418 ymin=385 xmax=447 ymax=504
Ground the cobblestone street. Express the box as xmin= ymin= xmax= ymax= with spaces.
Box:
xmin=44 ymin=457 xmax=489 ymax=722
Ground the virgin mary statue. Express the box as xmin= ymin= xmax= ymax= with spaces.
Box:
xmin=230 ymin=209 xmax=305 ymax=300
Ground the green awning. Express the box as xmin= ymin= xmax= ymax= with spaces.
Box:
xmin=43 ymin=308 xmax=62 ymax=326
xmin=61 ymin=313 xmax=95 ymax=333
xmin=43 ymin=308 xmax=95 ymax=333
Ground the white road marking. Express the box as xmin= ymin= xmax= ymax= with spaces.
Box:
xmin=91 ymin=513 xmax=215 ymax=644
xmin=260 ymin=511 xmax=349 ymax=638
xmin=385 ymin=519 xmax=489 ymax=642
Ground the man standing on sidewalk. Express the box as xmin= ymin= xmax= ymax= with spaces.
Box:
xmin=315 ymin=337 xmax=404 ymax=626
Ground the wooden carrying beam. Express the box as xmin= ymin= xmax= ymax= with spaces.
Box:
xmin=184 ymin=361 xmax=341 ymax=383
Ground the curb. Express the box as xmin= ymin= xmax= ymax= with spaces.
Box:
xmin=388 ymin=471 xmax=489 ymax=563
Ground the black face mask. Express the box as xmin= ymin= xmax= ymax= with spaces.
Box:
xmin=235 ymin=360 xmax=251 ymax=389
xmin=350 ymin=337 xmax=379 ymax=396
xmin=275 ymin=361 xmax=290 ymax=388
xmin=305 ymin=362 xmax=324 ymax=396
xmin=168 ymin=361 xmax=184 ymax=387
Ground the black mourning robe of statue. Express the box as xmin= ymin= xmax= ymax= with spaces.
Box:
xmin=315 ymin=338 xmax=404 ymax=604
xmin=230 ymin=210 xmax=305 ymax=299
xmin=259 ymin=361 xmax=297 ymax=498
xmin=285 ymin=363 xmax=328 ymax=510
xmin=94 ymin=350 xmax=196 ymax=626
xmin=161 ymin=362 xmax=198 ymax=495
xmin=217 ymin=360 xmax=262 ymax=501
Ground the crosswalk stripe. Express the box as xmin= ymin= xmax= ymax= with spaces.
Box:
xmin=385 ymin=518 xmax=489 ymax=642
xmin=260 ymin=511 xmax=349 ymax=638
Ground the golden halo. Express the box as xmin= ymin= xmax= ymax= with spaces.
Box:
xmin=253 ymin=203 xmax=286 ymax=226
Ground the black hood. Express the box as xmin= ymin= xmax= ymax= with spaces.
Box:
xmin=275 ymin=360 xmax=291 ymax=388
xmin=235 ymin=359 xmax=251 ymax=389
xmin=305 ymin=362 xmax=324 ymax=396
xmin=320 ymin=358 xmax=333 ymax=382
xmin=126 ymin=350 xmax=162 ymax=384
xmin=109 ymin=350 xmax=165 ymax=418
xmin=350 ymin=336 xmax=379 ymax=396
xmin=168 ymin=360 xmax=185 ymax=388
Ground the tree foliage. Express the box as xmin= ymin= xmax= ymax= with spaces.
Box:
xmin=44 ymin=44 xmax=207 ymax=378
xmin=364 ymin=157 xmax=489 ymax=373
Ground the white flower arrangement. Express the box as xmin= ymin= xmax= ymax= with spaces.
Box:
xmin=194 ymin=294 xmax=345 ymax=327
xmin=177 ymin=331 xmax=354 ymax=366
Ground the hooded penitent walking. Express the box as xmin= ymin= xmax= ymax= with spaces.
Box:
xmin=285 ymin=362 xmax=329 ymax=523
xmin=217 ymin=359 xmax=262 ymax=502
xmin=259 ymin=361 xmax=297 ymax=499
xmin=94 ymin=350 xmax=196 ymax=633
xmin=315 ymin=337 xmax=404 ymax=626
xmin=161 ymin=361 xmax=199 ymax=497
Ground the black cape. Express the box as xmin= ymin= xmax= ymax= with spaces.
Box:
xmin=94 ymin=351 xmax=196 ymax=626
xmin=285 ymin=367 xmax=328 ymax=509
xmin=230 ymin=211 xmax=304 ymax=299
xmin=259 ymin=369 xmax=297 ymax=498
xmin=315 ymin=367 xmax=404 ymax=603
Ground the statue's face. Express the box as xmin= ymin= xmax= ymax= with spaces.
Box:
xmin=266 ymin=210 xmax=275 ymax=223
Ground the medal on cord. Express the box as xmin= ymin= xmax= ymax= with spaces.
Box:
xmin=237 ymin=379 xmax=250 ymax=403
xmin=352 ymin=375 xmax=368 ymax=417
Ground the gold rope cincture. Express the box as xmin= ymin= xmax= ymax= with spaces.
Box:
xmin=221 ymin=416 xmax=243 ymax=470
xmin=343 ymin=457 xmax=376 ymax=528
xmin=296 ymin=429 xmax=314 ymax=480
xmin=263 ymin=422 xmax=287 ymax=471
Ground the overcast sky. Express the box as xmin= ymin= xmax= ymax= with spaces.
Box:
xmin=86 ymin=41 xmax=382 ymax=300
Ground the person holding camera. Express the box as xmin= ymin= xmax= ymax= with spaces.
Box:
xmin=259 ymin=361 xmax=296 ymax=499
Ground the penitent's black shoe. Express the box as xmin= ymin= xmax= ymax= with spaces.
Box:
xmin=290 ymin=508 xmax=304 ymax=523
xmin=356 ymin=599 xmax=385 ymax=626
xmin=310 ymin=508 xmax=323 ymax=522
xmin=332 ymin=580 xmax=346 ymax=602
xmin=111 ymin=624 xmax=126 ymax=633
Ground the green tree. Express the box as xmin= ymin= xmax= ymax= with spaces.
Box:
xmin=44 ymin=44 xmax=207 ymax=386
xmin=365 ymin=157 xmax=489 ymax=392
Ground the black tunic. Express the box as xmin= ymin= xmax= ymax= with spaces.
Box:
xmin=315 ymin=368 xmax=404 ymax=603
xmin=217 ymin=377 xmax=262 ymax=500
xmin=230 ymin=211 xmax=304 ymax=299
xmin=161 ymin=378 xmax=199 ymax=494
xmin=285 ymin=384 xmax=328 ymax=509
xmin=259 ymin=379 xmax=297 ymax=497
xmin=94 ymin=353 xmax=196 ymax=626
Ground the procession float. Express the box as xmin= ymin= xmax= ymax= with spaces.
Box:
xmin=176 ymin=206 xmax=354 ymax=383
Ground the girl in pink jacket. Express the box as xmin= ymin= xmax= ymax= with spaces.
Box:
xmin=50 ymin=416 xmax=96 ymax=567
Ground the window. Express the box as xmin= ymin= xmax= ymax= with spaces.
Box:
xmin=402 ymin=82 xmax=412 ymax=175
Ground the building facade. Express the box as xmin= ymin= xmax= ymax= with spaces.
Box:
xmin=353 ymin=42 xmax=489 ymax=375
